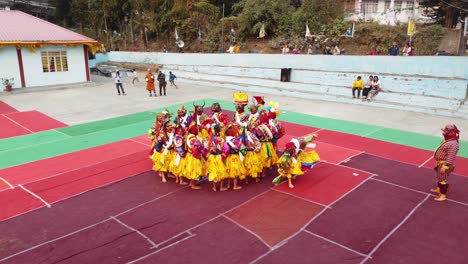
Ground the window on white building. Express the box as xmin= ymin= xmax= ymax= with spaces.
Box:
xmin=406 ymin=0 xmax=414 ymax=11
xmin=365 ymin=0 xmax=379 ymax=13
xmin=41 ymin=51 xmax=68 ymax=73
xmin=394 ymin=0 xmax=402 ymax=10
xmin=385 ymin=0 xmax=403 ymax=11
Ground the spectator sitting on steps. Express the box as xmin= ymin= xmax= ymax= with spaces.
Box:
xmin=367 ymin=76 xmax=382 ymax=101
xmin=388 ymin=41 xmax=400 ymax=56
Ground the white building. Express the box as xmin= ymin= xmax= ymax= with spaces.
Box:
xmin=344 ymin=0 xmax=432 ymax=25
xmin=0 ymin=8 xmax=97 ymax=89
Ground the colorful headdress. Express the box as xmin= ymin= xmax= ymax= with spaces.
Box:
xmin=177 ymin=105 xmax=187 ymax=116
xmin=266 ymin=101 xmax=280 ymax=118
xmin=233 ymin=91 xmax=249 ymax=105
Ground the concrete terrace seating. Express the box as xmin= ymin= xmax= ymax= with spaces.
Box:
xmin=105 ymin=52 xmax=468 ymax=118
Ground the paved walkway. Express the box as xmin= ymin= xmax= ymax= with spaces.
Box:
xmin=1 ymin=75 xmax=467 ymax=141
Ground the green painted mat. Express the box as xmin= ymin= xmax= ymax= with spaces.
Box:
xmin=0 ymin=98 xmax=465 ymax=170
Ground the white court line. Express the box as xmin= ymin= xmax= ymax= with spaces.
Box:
xmin=418 ymin=155 xmax=434 ymax=168
xmin=0 ymin=149 xmax=149 ymax=195
xmin=114 ymin=186 xmax=188 ymax=217
xmin=0 ymin=177 xmax=14 ymax=189
xmin=328 ymin=174 xmax=376 ymax=208
xmin=336 ymin=151 xmax=365 ymax=165
xmin=371 ymin=177 xmax=468 ymax=207
xmin=18 ymin=184 xmax=51 ymax=208
xmin=0 ymin=218 xmax=112 ymax=262
xmin=2 ymin=114 xmax=34 ymax=133
xmin=128 ymin=138 xmax=151 ymax=147
xmin=251 ymin=206 xmax=329 ymax=264
xmin=222 ymin=214 xmax=272 ymax=249
xmin=110 ymin=216 xmax=158 ymax=248
xmin=271 ymin=188 xmax=331 ymax=209
xmin=53 ymin=129 xmax=73 ymax=138
xmin=361 ymin=127 xmax=384 ymax=137
xmin=370 ymin=178 xmax=428 ymax=195
xmin=127 ymin=189 xmax=275 ymax=263
xmin=360 ymin=194 xmax=431 ymax=264
xmin=322 ymin=160 xmax=377 ymax=176
xmin=0 ymin=187 xmax=186 ymax=261
xmin=127 ymin=233 xmax=196 ymax=264
xmin=303 ymin=230 xmax=368 ymax=258
xmin=252 ymin=174 xmax=376 ymax=263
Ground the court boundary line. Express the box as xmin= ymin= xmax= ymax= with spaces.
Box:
xmin=110 ymin=216 xmax=158 ymax=248
xmin=370 ymin=177 xmax=468 ymax=207
xmin=0 ymin=177 xmax=14 ymax=189
xmin=0 ymin=132 xmax=72 ymax=154
xmin=303 ymin=230 xmax=368 ymax=258
xmin=361 ymin=127 xmax=385 ymax=137
xmin=1 ymin=114 xmax=34 ymax=133
xmin=322 ymin=160 xmax=377 ymax=177
xmin=222 ymin=214 xmax=272 ymax=249
xmin=126 ymin=189 xmax=274 ymax=263
xmin=360 ymin=194 xmax=431 ymax=264
xmin=127 ymin=233 xmax=196 ymax=264
xmin=18 ymin=184 xmax=51 ymax=208
xmin=336 ymin=151 xmax=366 ymax=165
xmin=418 ymin=155 xmax=434 ymax=168
xmin=0 ymin=147 xmax=149 ymax=194
xmin=271 ymin=188 xmax=331 ymax=209
xmin=0 ymin=186 xmax=187 ymax=262
xmin=251 ymin=175 xmax=375 ymax=263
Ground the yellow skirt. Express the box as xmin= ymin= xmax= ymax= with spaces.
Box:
xmin=152 ymin=149 xmax=175 ymax=172
xmin=291 ymin=150 xmax=320 ymax=176
xmin=206 ymin=154 xmax=227 ymax=182
xmin=244 ymin=151 xmax=262 ymax=178
xmin=259 ymin=142 xmax=279 ymax=168
xmin=277 ymin=154 xmax=294 ymax=179
xmin=183 ymin=153 xmax=203 ymax=180
xmin=170 ymin=154 xmax=186 ymax=177
xmin=225 ymin=154 xmax=247 ymax=180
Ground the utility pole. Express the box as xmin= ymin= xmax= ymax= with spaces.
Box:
xmin=221 ymin=3 xmax=225 ymax=52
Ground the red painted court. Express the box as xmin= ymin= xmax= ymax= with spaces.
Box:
xmin=0 ymin=109 xmax=67 ymax=139
xmin=0 ymin=120 xmax=467 ymax=263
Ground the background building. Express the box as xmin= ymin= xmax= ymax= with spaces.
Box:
xmin=0 ymin=8 xmax=97 ymax=89
xmin=344 ymin=0 xmax=432 ymax=24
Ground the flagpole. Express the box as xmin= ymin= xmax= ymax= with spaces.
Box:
xmin=221 ymin=3 xmax=225 ymax=52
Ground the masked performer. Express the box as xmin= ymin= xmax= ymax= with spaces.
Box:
xmin=184 ymin=121 xmax=208 ymax=189
xmin=224 ymin=124 xmax=247 ymax=190
xmin=151 ymin=110 xmax=174 ymax=183
xmin=170 ymin=124 xmax=188 ymax=185
xmin=206 ymin=124 xmax=228 ymax=191
xmin=431 ymin=124 xmax=460 ymax=202
xmin=274 ymin=134 xmax=320 ymax=188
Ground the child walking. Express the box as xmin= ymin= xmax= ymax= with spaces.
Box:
xmin=169 ymin=71 xmax=178 ymax=89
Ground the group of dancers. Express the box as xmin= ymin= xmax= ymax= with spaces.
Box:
xmin=148 ymin=92 xmax=321 ymax=191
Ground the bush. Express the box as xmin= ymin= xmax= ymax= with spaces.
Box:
xmin=350 ymin=23 xmax=446 ymax=55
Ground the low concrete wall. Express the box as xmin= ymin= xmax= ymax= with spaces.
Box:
xmin=104 ymin=52 xmax=468 ymax=117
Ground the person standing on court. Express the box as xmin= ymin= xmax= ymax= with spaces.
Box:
xmin=169 ymin=71 xmax=178 ymax=89
xmin=431 ymin=124 xmax=460 ymax=201
xmin=145 ymin=69 xmax=156 ymax=97
xmin=157 ymin=71 xmax=167 ymax=96
xmin=114 ymin=70 xmax=125 ymax=95
xmin=132 ymin=69 xmax=139 ymax=85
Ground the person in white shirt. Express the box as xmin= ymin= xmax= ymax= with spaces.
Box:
xmin=132 ymin=69 xmax=139 ymax=85
xmin=114 ymin=70 xmax=125 ymax=95
xmin=367 ymin=76 xmax=381 ymax=101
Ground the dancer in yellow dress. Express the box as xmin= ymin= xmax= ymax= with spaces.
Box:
xmin=206 ymin=124 xmax=228 ymax=191
xmin=184 ymin=122 xmax=207 ymax=189
xmin=224 ymin=124 xmax=247 ymax=190
xmin=170 ymin=124 xmax=188 ymax=185
xmin=274 ymin=134 xmax=320 ymax=188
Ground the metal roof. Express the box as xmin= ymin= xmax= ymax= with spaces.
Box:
xmin=0 ymin=10 xmax=96 ymax=43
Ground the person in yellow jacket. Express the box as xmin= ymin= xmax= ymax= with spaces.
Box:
xmin=352 ymin=76 xmax=364 ymax=99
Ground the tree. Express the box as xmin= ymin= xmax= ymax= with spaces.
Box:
xmin=232 ymin=0 xmax=295 ymax=38
xmin=421 ymin=0 xmax=468 ymax=28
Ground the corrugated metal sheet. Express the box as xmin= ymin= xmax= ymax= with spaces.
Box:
xmin=0 ymin=10 xmax=95 ymax=42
